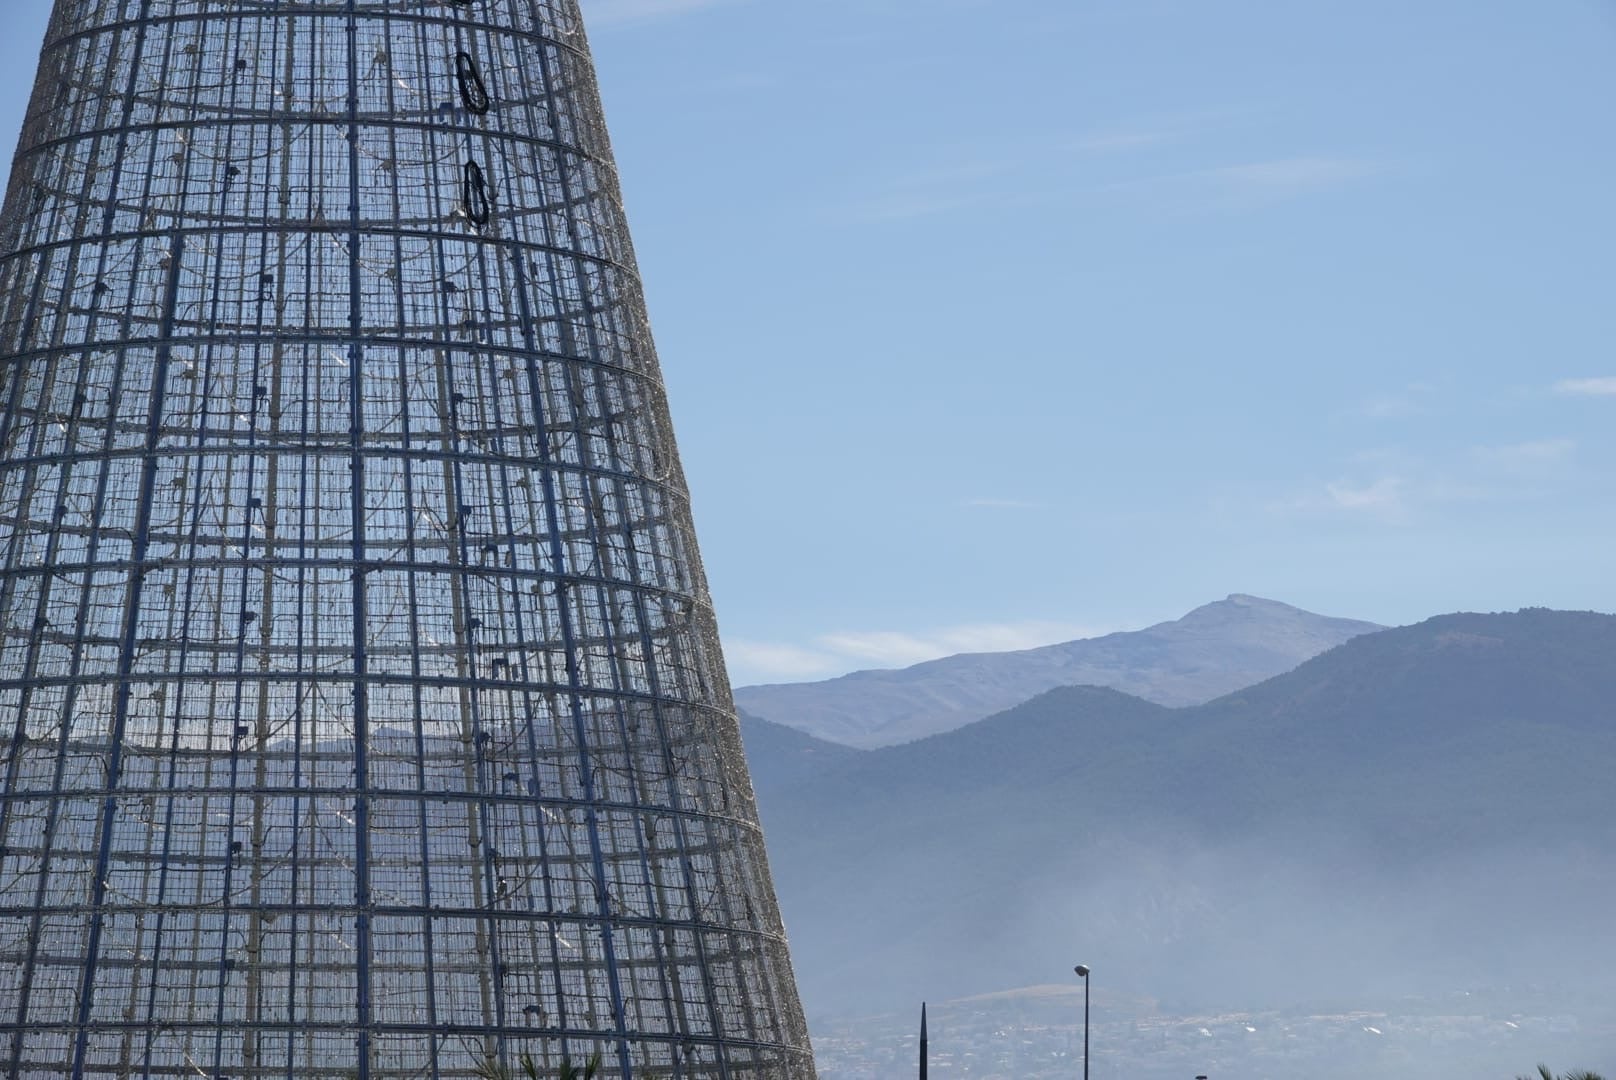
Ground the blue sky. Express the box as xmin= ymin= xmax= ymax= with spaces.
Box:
xmin=3 ymin=0 xmax=1613 ymax=685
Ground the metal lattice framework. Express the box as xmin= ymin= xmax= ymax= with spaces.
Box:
xmin=0 ymin=1 xmax=815 ymax=1077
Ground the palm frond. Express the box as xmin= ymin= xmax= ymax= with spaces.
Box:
xmin=558 ymin=1054 xmax=604 ymax=1080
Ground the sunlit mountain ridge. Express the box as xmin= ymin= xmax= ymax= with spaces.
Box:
xmin=735 ymin=594 xmax=1383 ymax=748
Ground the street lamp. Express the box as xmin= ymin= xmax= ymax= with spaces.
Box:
xmin=1073 ymin=965 xmax=1090 ymax=1080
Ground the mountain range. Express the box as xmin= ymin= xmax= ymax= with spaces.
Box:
xmin=740 ymin=608 xmax=1616 ymax=1021
xmin=734 ymin=594 xmax=1382 ymax=747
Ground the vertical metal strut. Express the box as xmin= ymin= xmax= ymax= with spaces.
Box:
xmin=0 ymin=1 xmax=815 ymax=1077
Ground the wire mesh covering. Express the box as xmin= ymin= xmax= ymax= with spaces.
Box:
xmin=0 ymin=1 xmax=816 ymax=1076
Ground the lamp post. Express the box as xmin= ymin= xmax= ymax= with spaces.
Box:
xmin=1074 ymin=965 xmax=1090 ymax=1080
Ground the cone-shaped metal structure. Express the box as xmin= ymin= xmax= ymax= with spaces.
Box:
xmin=0 ymin=1 xmax=813 ymax=1077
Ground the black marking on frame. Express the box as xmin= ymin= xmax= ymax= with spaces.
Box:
xmin=456 ymin=51 xmax=491 ymax=115
xmin=463 ymin=158 xmax=491 ymax=225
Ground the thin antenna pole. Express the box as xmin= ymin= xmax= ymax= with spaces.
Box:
xmin=919 ymin=1002 xmax=928 ymax=1080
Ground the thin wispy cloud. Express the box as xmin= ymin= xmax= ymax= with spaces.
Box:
xmin=962 ymin=497 xmax=1044 ymax=510
xmin=838 ymin=124 xmax=1178 ymax=224
xmin=819 ymin=620 xmax=1095 ymax=668
xmin=1324 ymin=476 xmax=1406 ymax=513
xmin=1362 ymin=396 xmax=1424 ymax=420
xmin=1472 ymin=438 xmax=1575 ymax=470
xmin=728 ymin=619 xmax=1108 ymax=684
xmin=842 ymin=123 xmax=1373 ymax=225
xmin=1106 ymin=155 xmax=1386 ymax=212
xmin=1063 ymin=130 xmax=1175 ymax=154
xmin=1286 ymin=435 xmax=1576 ymax=521
xmin=1294 ymin=475 xmax=1473 ymax=516
xmin=1206 ymin=156 xmax=1382 ymax=193
xmin=839 ymin=159 xmax=1018 ymax=223
xmin=583 ymin=0 xmax=741 ymax=27
xmin=724 ymin=641 xmax=839 ymax=681
xmin=848 ymin=191 xmax=992 ymax=223
xmin=1352 ymin=382 xmax=1440 ymax=421
xmin=1552 ymin=376 xmax=1616 ymax=397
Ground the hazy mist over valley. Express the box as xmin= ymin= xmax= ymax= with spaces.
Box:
xmin=740 ymin=603 xmax=1616 ymax=1077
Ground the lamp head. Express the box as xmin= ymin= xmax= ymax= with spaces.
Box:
xmin=1074 ymin=964 xmax=1090 ymax=978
